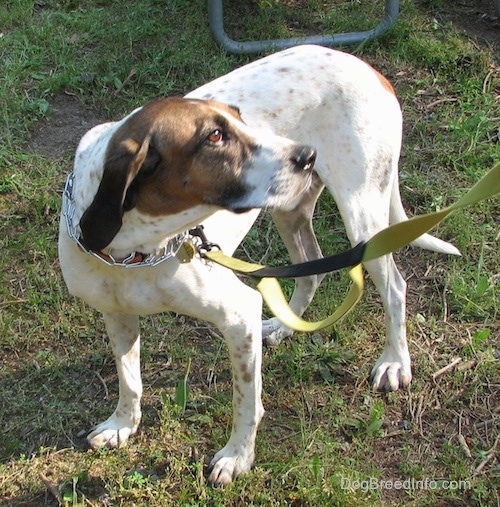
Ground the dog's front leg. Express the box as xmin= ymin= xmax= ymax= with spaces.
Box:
xmin=87 ymin=313 xmax=142 ymax=448
xmin=208 ymin=288 xmax=265 ymax=486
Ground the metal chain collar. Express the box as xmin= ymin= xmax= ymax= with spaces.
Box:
xmin=62 ymin=172 xmax=189 ymax=268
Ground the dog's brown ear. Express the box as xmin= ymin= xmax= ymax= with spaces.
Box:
xmin=79 ymin=135 xmax=159 ymax=251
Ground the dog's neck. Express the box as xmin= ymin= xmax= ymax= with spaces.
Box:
xmin=103 ymin=205 xmax=218 ymax=258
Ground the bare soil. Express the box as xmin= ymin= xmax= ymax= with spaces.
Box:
xmin=30 ymin=93 xmax=104 ymax=158
xmin=437 ymin=0 xmax=499 ymax=50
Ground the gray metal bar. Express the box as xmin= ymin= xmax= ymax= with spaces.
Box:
xmin=208 ymin=0 xmax=399 ymax=54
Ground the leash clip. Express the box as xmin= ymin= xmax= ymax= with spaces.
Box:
xmin=189 ymin=225 xmax=220 ymax=256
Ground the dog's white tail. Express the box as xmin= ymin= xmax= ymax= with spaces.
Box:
xmin=390 ymin=177 xmax=461 ymax=256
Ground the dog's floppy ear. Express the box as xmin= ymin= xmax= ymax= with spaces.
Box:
xmin=79 ymin=134 xmax=160 ymax=251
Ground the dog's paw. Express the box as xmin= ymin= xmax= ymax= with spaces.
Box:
xmin=87 ymin=412 xmax=140 ymax=449
xmin=370 ymin=350 xmax=412 ymax=391
xmin=262 ymin=317 xmax=293 ymax=346
xmin=208 ymin=445 xmax=255 ymax=486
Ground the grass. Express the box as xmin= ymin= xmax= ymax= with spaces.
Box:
xmin=0 ymin=0 xmax=499 ymax=505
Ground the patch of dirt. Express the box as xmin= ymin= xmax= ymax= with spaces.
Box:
xmin=433 ymin=0 xmax=499 ymax=51
xmin=30 ymin=93 xmax=104 ymax=158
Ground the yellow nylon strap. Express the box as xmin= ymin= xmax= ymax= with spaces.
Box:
xmin=204 ymin=250 xmax=265 ymax=274
xmin=205 ymin=162 xmax=500 ymax=332
xmin=363 ymin=161 xmax=500 ymax=261
xmin=257 ymin=265 xmax=364 ymax=331
xmin=204 ymin=251 xmax=365 ymax=331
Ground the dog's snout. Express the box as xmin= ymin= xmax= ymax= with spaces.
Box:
xmin=291 ymin=145 xmax=316 ymax=172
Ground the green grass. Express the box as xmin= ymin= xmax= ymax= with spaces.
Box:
xmin=1 ymin=0 xmax=499 ymax=505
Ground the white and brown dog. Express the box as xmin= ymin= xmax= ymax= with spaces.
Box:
xmin=58 ymin=45 xmax=459 ymax=485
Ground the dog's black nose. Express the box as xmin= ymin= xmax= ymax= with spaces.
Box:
xmin=291 ymin=145 xmax=316 ymax=172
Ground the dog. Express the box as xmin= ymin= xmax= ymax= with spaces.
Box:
xmin=58 ymin=45 xmax=459 ymax=485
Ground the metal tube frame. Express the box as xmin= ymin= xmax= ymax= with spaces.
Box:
xmin=208 ymin=0 xmax=399 ymax=54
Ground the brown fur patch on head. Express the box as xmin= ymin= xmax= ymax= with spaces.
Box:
xmin=132 ymin=98 xmax=255 ymax=216
xmin=79 ymin=97 xmax=256 ymax=250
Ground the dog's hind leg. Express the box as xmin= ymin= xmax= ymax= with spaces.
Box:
xmin=263 ymin=175 xmax=325 ymax=345
xmin=363 ymin=254 xmax=411 ymax=391
xmin=87 ymin=313 xmax=142 ymax=448
xmin=334 ymin=190 xmax=411 ymax=392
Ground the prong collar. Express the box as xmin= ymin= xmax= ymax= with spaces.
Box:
xmin=62 ymin=172 xmax=188 ymax=268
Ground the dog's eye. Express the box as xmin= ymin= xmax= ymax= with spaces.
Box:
xmin=206 ymin=129 xmax=224 ymax=144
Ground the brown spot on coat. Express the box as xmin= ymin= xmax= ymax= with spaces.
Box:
xmin=240 ymin=363 xmax=252 ymax=383
xmin=372 ymin=68 xmax=395 ymax=96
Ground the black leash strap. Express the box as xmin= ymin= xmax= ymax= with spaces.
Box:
xmin=249 ymin=241 xmax=366 ymax=278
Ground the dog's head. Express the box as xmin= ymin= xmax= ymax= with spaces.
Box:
xmin=79 ymin=97 xmax=315 ymax=251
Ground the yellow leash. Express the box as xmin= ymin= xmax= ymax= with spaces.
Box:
xmin=204 ymin=162 xmax=500 ymax=331
xmin=205 ymin=250 xmax=365 ymax=331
